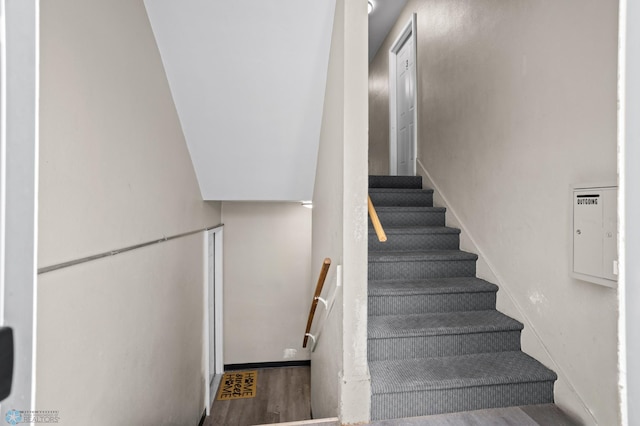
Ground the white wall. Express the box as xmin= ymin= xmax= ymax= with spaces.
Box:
xmin=310 ymin=0 xmax=345 ymax=416
xmin=1 ymin=0 xmax=39 ymax=414
xmin=221 ymin=202 xmax=312 ymax=364
xmin=37 ymin=0 xmax=221 ymax=424
xmin=144 ymin=0 xmax=336 ymax=202
xmin=37 ymin=236 xmax=209 ymax=425
xmin=311 ymin=0 xmax=370 ymax=422
xmin=369 ymin=1 xmax=619 ymax=424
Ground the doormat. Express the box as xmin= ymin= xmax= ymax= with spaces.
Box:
xmin=216 ymin=370 xmax=258 ymax=400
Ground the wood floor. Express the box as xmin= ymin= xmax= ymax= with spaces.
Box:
xmin=203 ymin=366 xmax=580 ymax=426
xmin=205 ymin=367 xmax=311 ymax=426
xmin=367 ymin=404 xmax=581 ymax=426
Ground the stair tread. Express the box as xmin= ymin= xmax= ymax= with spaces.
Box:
xmin=369 ymin=175 xmax=423 ymax=189
xmin=368 ymin=311 xmax=523 ymax=339
xmin=369 ymin=250 xmax=478 ymax=262
xmin=369 ymin=277 xmax=498 ymax=296
xmin=375 ymin=206 xmax=445 ymax=212
xmin=369 ymin=188 xmax=434 ymax=194
xmin=368 ymin=226 xmax=460 ymax=235
xmin=370 ymin=351 xmax=557 ymax=394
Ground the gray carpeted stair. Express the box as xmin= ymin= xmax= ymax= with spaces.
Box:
xmin=369 ymin=188 xmax=434 ymax=207
xmin=368 ymin=175 xmax=556 ymax=421
xmin=372 ymin=206 xmax=446 ymax=227
xmin=370 ymin=175 xmax=422 ymax=189
xmin=369 ymin=250 xmax=478 ymax=280
xmin=368 ymin=311 xmax=523 ymax=361
xmin=369 ymin=278 xmax=498 ymax=315
xmin=369 ymin=226 xmax=460 ymax=251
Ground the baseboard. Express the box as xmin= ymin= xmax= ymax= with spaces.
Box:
xmin=198 ymin=408 xmax=206 ymax=426
xmin=416 ymin=158 xmax=595 ymax=424
xmin=224 ymin=360 xmax=311 ymax=371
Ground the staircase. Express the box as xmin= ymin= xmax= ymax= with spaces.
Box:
xmin=367 ymin=175 xmax=557 ymax=421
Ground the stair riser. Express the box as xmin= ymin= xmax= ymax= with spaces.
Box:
xmin=369 ymin=292 xmax=497 ymax=316
xmin=371 ymin=381 xmax=555 ymax=420
xmin=368 ymin=331 xmax=522 ymax=361
xmin=369 ymin=176 xmax=422 ymax=189
xmin=369 ymin=233 xmax=459 ymax=251
xmin=369 ymin=260 xmax=476 ymax=280
xmin=369 ymin=192 xmax=433 ymax=207
xmin=373 ymin=211 xmax=445 ymax=227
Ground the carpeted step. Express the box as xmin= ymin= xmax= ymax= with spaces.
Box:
xmin=368 ymin=311 xmax=523 ymax=361
xmin=368 ymin=277 xmax=498 ymax=316
xmin=372 ymin=206 xmax=446 ymax=227
xmin=369 ymin=251 xmax=478 ymax=280
xmin=369 ymin=226 xmax=460 ymax=251
xmin=369 ymin=351 xmax=557 ymax=420
xmin=369 ymin=188 xmax=434 ymax=207
xmin=369 ymin=175 xmax=423 ymax=189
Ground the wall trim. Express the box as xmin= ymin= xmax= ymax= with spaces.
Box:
xmin=416 ymin=158 xmax=596 ymax=424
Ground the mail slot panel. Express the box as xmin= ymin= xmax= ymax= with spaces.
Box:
xmin=571 ymin=184 xmax=617 ymax=287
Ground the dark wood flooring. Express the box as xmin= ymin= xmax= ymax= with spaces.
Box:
xmin=204 ymin=366 xmax=580 ymax=426
xmin=205 ymin=367 xmax=311 ymax=426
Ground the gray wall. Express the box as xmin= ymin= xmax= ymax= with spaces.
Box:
xmin=369 ymin=1 xmax=619 ymax=424
xmin=37 ymin=0 xmax=221 ymax=424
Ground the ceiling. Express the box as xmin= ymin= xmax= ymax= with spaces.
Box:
xmin=142 ymin=0 xmax=405 ymax=201
xmin=368 ymin=0 xmax=409 ymax=62
xmin=144 ymin=0 xmax=335 ymax=201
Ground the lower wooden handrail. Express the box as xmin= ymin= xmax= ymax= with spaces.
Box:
xmin=368 ymin=195 xmax=387 ymax=242
xmin=303 ymin=258 xmax=331 ymax=348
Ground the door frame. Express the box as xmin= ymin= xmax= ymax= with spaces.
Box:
xmin=389 ymin=13 xmax=418 ymax=176
xmin=203 ymin=226 xmax=224 ymax=414
xmin=619 ymin=0 xmax=640 ymax=423
xmin=0 ymin=0 xmax=39 ymax=414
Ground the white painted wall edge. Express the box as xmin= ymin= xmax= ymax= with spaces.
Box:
xmin=416 ymin=158 xmax=596 ymax=423
xmin=1 ymin=0 xmax=39 ymax=414
xmin=0 ymin=0 xmax=7 ymax=325
xmin=203 ymin=227 xmax=224 ymax=415
xmin=617 ymin=10 xmax=628 ymax=416
xmin=203 ymin=231 xmax=210 ymax=416
xmin=214 ymin=228 xmax=223 ymax=375
xmin=618 ymin=0 xmax=640 ymax=423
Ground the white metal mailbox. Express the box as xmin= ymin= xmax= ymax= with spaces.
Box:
xmin=571 ymin=183 xmax=618 ymax=287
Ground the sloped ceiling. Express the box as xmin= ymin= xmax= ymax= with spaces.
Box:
xmin=368 ymin=0 xmax=408 ymax=62
xmin=144 ymin=0 xmax=336 ymax=201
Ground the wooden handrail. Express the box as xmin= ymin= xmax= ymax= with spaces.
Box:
xmin=303 ymin=258 xmax=331 ymax=348
xmin=368 ymin=196 xmax=387 ymax=242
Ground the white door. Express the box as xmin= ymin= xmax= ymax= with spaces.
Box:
xmin=396 ymin=36 xmax=415 ymax=175
xmin=389 ymin=14 xmax=417 ymax=176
